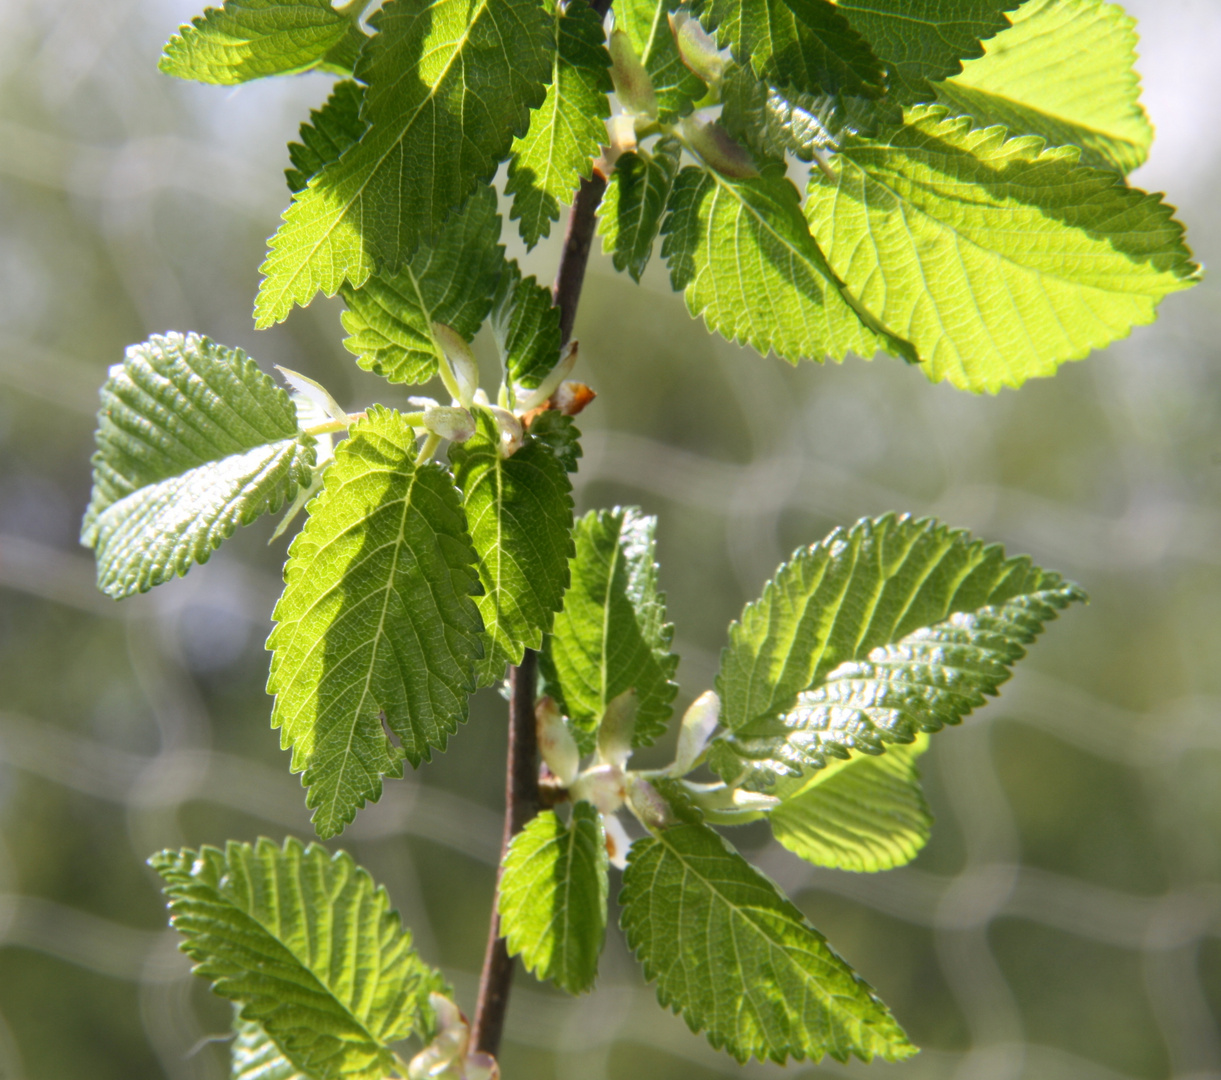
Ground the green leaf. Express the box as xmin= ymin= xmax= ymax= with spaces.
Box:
xmin=506 ymin=2 xmax=612 ymax=248
xmin=836 ymin=0 xmax=1020 ymax=102
xmin=491 ymin=262 xmax=563 ymax=392
xmin=254 ymin=0 xmax=552 ymax=327
xmin=160 ymin=0 xmax=356 ymax=84
xmin=620 ymin=821 xmax=914 ymax=1063
xmin=449 ymin=410 xmax=574 ymax=687
xmin=614 ymin=0 xmax=706 ymax=122
xmin=597 ymin=137 xmax=680 ymax=282
xmin=936 ymin=0 xmax=1153 ymax=173
xmin=267 ymin=406 xmax=484 ymax=839
xmin=498 ymin=803 xmax=608 ymax=994
xmin=339 ymin=186 xmax=505 ymax=386
xmin=80 ymin=332 xmax=314 ymax=600
xmin=151 ymin=838 xmax=440 ymax=1080
xmin=768 ymin=734 xmax=932 ymax=871
xmin=710 ymin=514 xmax=1086 ymax=789
xmin=541 ymin=508 xmax=678 ymax=749
xmin=661 ymin=165 xmax=913 ymax=365
xmin=804 ymin=105 xmax=1199 ymax=392
xmin=698 ymin=0 xmax=885 ymax=102
xmin=286 ymin=80 xmax=366 ymax=194
xmin=232 ymin=1016 xmax=305 ymax=1080
xmin=526 ymin=412 xmax=582 ymax=474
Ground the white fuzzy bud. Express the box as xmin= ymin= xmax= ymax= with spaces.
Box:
xmin=423 ymin=406 xmax=476 ymax=443
xmin=536 ymin=697 xmax=580 ymax=787
xmin=671 ymin=690 xmax=720 ymax=776
xmin=431 ymin=322 xmax=480 ymax=408
xmin=488 ymin=406 xmax=523 ymax=458
xmin=626 ymin=776 xmax=677 ymax=831
xmin=597 ymin=688 xmax=636 ymax=770
xmin=603 ymin=811 xmax=633 ymax=870
xmin=571 ymin=763 xmax=626 ymax=815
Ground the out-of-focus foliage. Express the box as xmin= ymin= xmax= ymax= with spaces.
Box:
xmin=0 ymin=1 xmax=1220 ymax=1079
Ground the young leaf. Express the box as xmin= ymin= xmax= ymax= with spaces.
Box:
xmin=81 ymin=333 xmax=314 ymax=600
xmin=936 ymin=0 xmax=1153 ymax=173
xmin=526 ymin=412 xmax=582 ymax=474
xmin=620 ymin=821 xmax=914 ymax=1063
xmin=267 ymin=406 xmax=484 ymax=839
xmin=498 ymin=803 xmax=608 ymax=994
xmin=541 ymin=508 xmax=678 ymax=749
xmin=597 ymin=137 xmax=681 ymax=282
xmin=506 ymin=2 xmax=613 ymax=248
xmin=614 ymin=0 xmax=706 ymax=122
xmin=160 ymin=0 xmax=356 ymax=84
xmin=449 ymin=410 xmax=574 ymax=687
xmin=661 ymin=165 xmax=914 ymax=365
xmin=255 ymin=0 xmax=552 ymax=327
xmin=286 ymin=80 xmax=366 ymax=194
xmin=835 ymin=0 xmax=1020 ymax=102
xmin=804 ymin=105 xmax=1199 ymax=392
xmin=339 ymin=186 xmax=506 ymax=386
xmin=768 ymin=734 xmax=932 ymax=871
xmin=490 ymin=263 xmax=563 ymax=392
xmin=151 ymin=838 xmax=441 ymax=1080
xmin=697 ymin=0 xmax=885 ymax=102
xmin=233 ymin=1016 xmax=304 ymax=1080
xmin=711 ymin=514 xmax=1086 ymax=789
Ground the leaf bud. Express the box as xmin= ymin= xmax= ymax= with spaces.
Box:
xmin=431 ymin=322 xmax=479 ymax=408
xmin=487 ymin=405 xmax=524 ymax=458
xmin=275 ymin=365 xmax=349 ymax=426
xmin=626 ymin=776 xmax=678 ymax=831
xmin=515 ymin=340 xmax=578 ymax=414
xmin=536 ymin=696 xmax=580 ymax=787
xmin=669 ymin=9 xmax=725 ymax=84
xmin=550 ymin=381 xmax=597 ymax=416
xmin=409 ymin=993 xmax=499 ymax=1080
xmin=680 ymin=115 xmax=759 ymax=179
xmin=423 ymin=406 xmax=476 ymax=443
xmin=671 ymin=690 xmax=720 ymax=775
xmin=609 ymin=28 xmax=658 ymax=117
xmin=597 ymin=688 xmax=637 ymax=770
xmin=571 ymin=763 xmax=626 ymax=814
xmin=603 ymin=810 xmax=633 ymax=870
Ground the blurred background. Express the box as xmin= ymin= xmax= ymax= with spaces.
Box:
xmin=1 ymin=1 xmax=1220 ymax=1077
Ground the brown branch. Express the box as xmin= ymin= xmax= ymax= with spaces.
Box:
xmin=469 ymin=130 xmax=609 ymax=1058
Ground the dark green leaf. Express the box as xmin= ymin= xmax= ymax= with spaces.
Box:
xmin=597 ymin=137 xmax=681 ymax=282
xmin=286 ymin=80 xmax=366 ymax=194
xmin=491 ymin=262 xmax=563 ymax=392
xmin=614 ymin=0 xmax=706 ymax=122
xmin=526 ymin=412 xmax=582 ymax=474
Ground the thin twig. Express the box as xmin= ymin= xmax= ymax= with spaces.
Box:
xmin=469 ymin=138 xmax=609 ymax=1056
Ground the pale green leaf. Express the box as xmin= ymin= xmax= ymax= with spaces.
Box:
xmin=661 ymin=164 xmax=914 ymax=364
xmin=490 ymin=262 xmax=562 ymax=392
xmin=81 ymin=332 xmax=314 ymax=600
xmin=804 ymin=105 xmax=1199 ymax=392
xmin=160 ymin=0 xmax=356 ymax=84
xmin=541 ymin=508 xmax=678 ymax=749
xmin=267 ymin=406 xmax=484 ymax=839
xmin=768 ymin=734 xmax=932 ymax=871
xmin=620 ymin=822 xmax=914 ymax=1063
xmin=698 ymin=0 xmax=884 ymax=101
xmin=937 ymin=0 xmax=1153 ymax=173
xmin=615 ymin=0 xmax=706 ymax=122
xmin=286 ymin=80 xmax=366 ymax=194
xmin=151 ymin=838 xmax=440 ymax=1080
xmin=449 ymin=409 xmax=574 ymax=686
xmin=498 ymin=803 xmax=608 ymax=994
xmin=711 ymin=514 xmax=1085 ymax=788
xmin=506 ymin=2 xmax=612 ymax=248
xmin=597 ymin=136 xmax=680 ymax=282
xmin=836 ymin=0 xmax=1020 ymax=101
xmin=232 ymin=1016 xmax=305 ymax=1080
xmin=254 ymin=0 xmax=552 ymax=326
xmin=339 ymin=186 xmax=505 ymax=385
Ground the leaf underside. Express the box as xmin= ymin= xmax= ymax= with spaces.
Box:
xmin=152 ymin=838 xmax=439 ymax=1080
xmin=255 ymin=0 xmax=552 ymax=326
xmin=160 ymin=0 xmax=354 ymax=84
xmin=620 ymin=822 xmax=915 ymax=1064
xmin=233 ymin=1016 xmax=306 ymax=1080
xmin=804 ymin=106 xmax=1199 ymax=392
xmin=711 ymin=513 xmax=1085 ymax=789
xmin=81 ymin=332 xmax=313 ymax=600
xmin=937 ymin=0 xmax=1153 ymax=173
xmin=769 ymin=734 xmax=932 ymax=871
xmin=498 ymin=803 xmax=608 ymax=994
xmin=542 ymin=508 xmax=678 ymax=749
xmin=267 ymin=406 xmax=484 ymax=839
xmin=450 ymin=410 xmax=575 ymax=687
